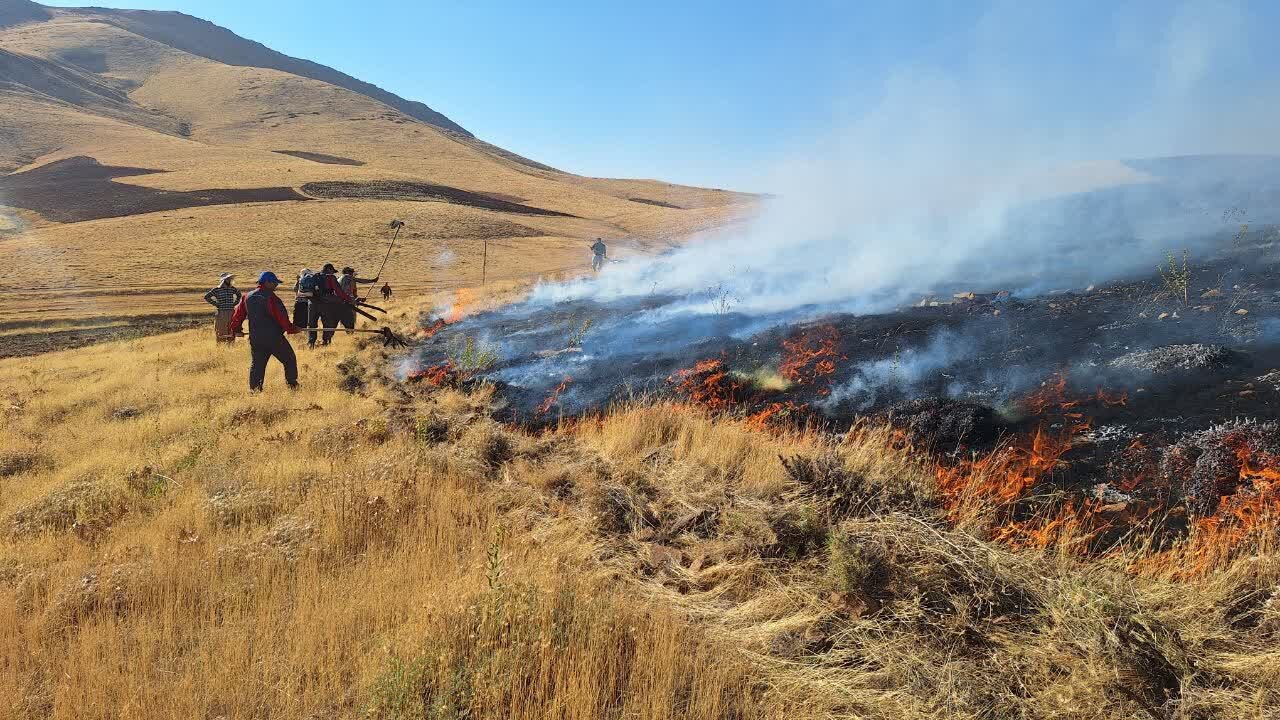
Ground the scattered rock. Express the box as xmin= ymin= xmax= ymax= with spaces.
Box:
xmin=1110 ymin=344 xmax=1233 ymax=374
xmin=111 ymin=406 xmax=140 ymax=421
xmin=1258 ymin=370 xmax=1280 ymax=391
xmin=1236 ymin=308 xmax=1250 ymax=316
xmin=953 ymin=291 xmax=975 ymax=301
xmin=1202 ymin=288 xmax=1224 ymax=298
xmin=1157 ymin=312 xmax=1170 ymax=321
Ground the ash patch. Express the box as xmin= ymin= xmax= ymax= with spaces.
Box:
xmin=0 ymin=156 xmax=308 ymax=223
xmin=1110 ymin=344 xmax=1234 ymax=374
xmin=886 ymin=397 xmax=1002 ymax=450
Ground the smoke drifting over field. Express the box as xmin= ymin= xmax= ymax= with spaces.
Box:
xmin=413 ymin=1 xmax=1280 ymax=435
xmin=535 ymin=0 xmax=1279 ymax=316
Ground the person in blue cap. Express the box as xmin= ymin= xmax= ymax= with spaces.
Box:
xmin=229 ymin=271 xmax=302 ymax=392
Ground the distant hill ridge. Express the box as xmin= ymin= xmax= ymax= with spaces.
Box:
xmin=1 ymin=0 xmax=471 ymax=136
xmin=0 ymin=0 xmax=50 ymax=28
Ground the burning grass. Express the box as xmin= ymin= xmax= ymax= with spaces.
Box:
xmin=5 ymin=297 xmax=1280 ymax=718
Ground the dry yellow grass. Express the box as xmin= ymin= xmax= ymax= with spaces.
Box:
xmin=0 ymin=315 xmax=797 ymax=719
xmin=1 ymin=285 xmax=1278 ymax=718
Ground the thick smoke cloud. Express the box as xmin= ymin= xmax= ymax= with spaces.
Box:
xmin=536 ymin=0 xmax=1278 ymax=317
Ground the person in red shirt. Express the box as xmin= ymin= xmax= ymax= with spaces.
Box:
xmin=230 ymin=271 xmax=302 ymax=391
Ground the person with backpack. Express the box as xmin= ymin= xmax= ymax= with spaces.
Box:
xmin=306 ymin=263 xmax=353 ymax=347
xmin=292 ymin=268 xmax=313 ymax=329
xmin=228 ymin=271 xmax=301 ymax=392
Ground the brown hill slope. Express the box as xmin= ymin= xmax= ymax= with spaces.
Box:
xmin=0 ymin=0 xmax=756 ymax=330
xmin=0 ymin=0 xmax=47 ymax=28
xmin=66 ymin=4 xmax=473 ymax=136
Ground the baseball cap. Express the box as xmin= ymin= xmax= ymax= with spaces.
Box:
xmin=258 ymin=271 xmax=284 ymax=285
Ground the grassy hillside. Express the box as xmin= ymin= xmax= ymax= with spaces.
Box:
xmin=1 ymin=287 xmax=1276 ymax=719
xmin=0 ymin=2 xmax=756 ymax=332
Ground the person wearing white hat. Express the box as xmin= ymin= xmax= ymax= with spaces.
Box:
xmin=203 ymin=272 xmax=242 ymax=344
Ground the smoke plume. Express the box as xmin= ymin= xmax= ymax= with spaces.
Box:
xmin=535 ymin=0 xmax=1279 ymax=317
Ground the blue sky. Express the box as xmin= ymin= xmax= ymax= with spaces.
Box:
xmin=41 ymin=1 xmax=1280 ymax=191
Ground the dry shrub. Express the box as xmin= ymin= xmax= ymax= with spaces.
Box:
xmin=365 ymin=583 xmax=783 ymax=720
xmin=0 ymin=450 xmax=42 ymax=479
xmin=41 ymin=562 xmax=155 ymax=632
xmin=413 ymin=412 xmax=452 ymax=444
xmin=825 ymin=516 xmax=1040 ymax=629
xmin=588 ymin=484 xmax=655 ymax=536
xmin=8 ymin=478 xmax=133 ymax=540
xmin=458 ymin=422 xmax=519 ymax=475
xmin=1001 ymin=580 xmax=1198 ymax=719
xmin=207 ymin=486 xmax=280 ymax=529
xmin=781 ymin=450 xmax=938 ymax=521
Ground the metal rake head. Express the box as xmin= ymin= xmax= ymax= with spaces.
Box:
xmin=379 ymin=326 xmax=411 ymax=348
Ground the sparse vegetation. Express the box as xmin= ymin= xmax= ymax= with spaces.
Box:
xmin=446 ymin=334 xmax=500 ymax=376
xmin=566 ymin=316 xmax=594 ymax=348
xmin=1158 ymin=249 xmax=1192 ymax=305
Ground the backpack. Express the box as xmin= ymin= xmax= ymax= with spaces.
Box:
xmin=299 ymin=271 xmax=324 ymax=295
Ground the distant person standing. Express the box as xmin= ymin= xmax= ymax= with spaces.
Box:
xmin=229 ymin=271 xmax=301 ymax=392
xmin=203 ymin=273 xmax=241 ymax=343
xmin=380 ymin=282 xmax=393 ymax=301
xmin=591 ymin=238 xmax=607 ymax=272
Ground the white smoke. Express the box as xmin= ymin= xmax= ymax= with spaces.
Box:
xmin=534 ymin=0 xmax=1278 ymax=317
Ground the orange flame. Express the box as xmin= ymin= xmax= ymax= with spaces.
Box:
xmin=446 ymin=287 xmax=477 ymax=323
xmin=780 ymin=325 xmax=843 ymax=392
xmin=420 ymin=318 xmax=449 ymax=339
xmin=745 ymin=401 xmax=803 ymax=432
xmin=537 ymin=376 xmax=573 ymax=417
xmin=667 ymin=359 xmax=742 ymax=412
xmin=407 ymin=361 xmax=458 ymax=388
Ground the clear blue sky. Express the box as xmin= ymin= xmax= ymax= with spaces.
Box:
xmin=41 ymin=0 xmax=1280 ymax=191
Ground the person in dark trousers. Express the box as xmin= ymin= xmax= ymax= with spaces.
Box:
xmin=229 ymin=271 xmax=301 ymax=392
xmin=380 ymin=283 xmax=393 ymax=301
xmin=591 ymin=238 xmax=607 ymax=271
xmin=203 ymin=273 xmax=241 ymax=343
xmin=291 ymin=268 xmax=313 ymax=329
xmin=338 ymin=266 xmax=377 ymax=333
xmin=307 ymin=263 xmax=353 ymax=347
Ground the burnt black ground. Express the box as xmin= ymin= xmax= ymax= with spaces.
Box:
xmin=413 ymin=237 xmax=1280 ymax=506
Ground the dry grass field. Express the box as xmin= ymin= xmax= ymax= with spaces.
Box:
xmin=6 ymin=4 xmax=1279 ymax=719
xmin=1 ymin=286 xmax=1277 ymax=719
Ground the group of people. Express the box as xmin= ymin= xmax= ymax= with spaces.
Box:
xmin=203 ymin=265 xmax=393 ymax=392
xmin=205 ymin=239 xmax=609 ymax=393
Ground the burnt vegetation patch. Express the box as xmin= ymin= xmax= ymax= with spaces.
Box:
xmin=628 ymin=196 xmax=684 ymax=209
xmin=271 ymin=150 xmax=364 ymax=166
xmin=300 ymin=180 xmax=577 ymax=217
xmin=0 ymin=156 xmax=308 ymax=223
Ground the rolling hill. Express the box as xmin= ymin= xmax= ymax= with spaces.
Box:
xmin=0 ymin=0 xmax=755 ymax=325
